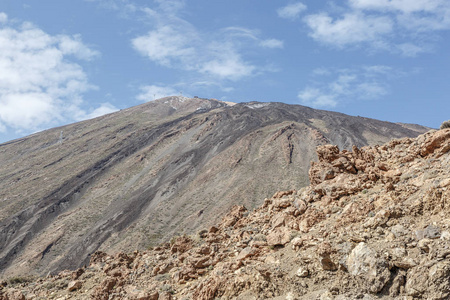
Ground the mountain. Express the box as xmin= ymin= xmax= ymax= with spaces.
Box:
xmin=1 ymin=127 xmax=449 ymax=300
xmin=0 ymin=96 xmax=429 ymax=278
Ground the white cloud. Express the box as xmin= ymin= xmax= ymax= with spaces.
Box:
xmin=132 ymin=24 xmax=258 ymax=80
xmin=0 ymin=20 xmax=113 ymax=135
xmin=131 ymin=3 xmax=282 ymax=82
xmin=0 ymin=93 xmax=59 ymax=131
xmin=58 ymin=34 xmax=100 ymax=61
xmin=84 ymin=0 xmax=137 ymax=16
xmin=304 ymin=0 xmax=450 ymax=55
xmin=259 ymin=39 xmax=284 ymax=49
xmin=298 ymin=88 xmax=337 ymax=107
xmin=397 ymin=11 xmax=450 ymax=32
xmin=136 ymin=85 xmax=179 ymax=101
xmin=0 ymin=12 xmax=7 ymax=23
xmin=154 ymin=0 xmax=185 ymax=15
xmin=350 ymin=0 xmax=450 ymax=31
xmin=349 ymin=0 xmax=445 ymax=14
xmin=397 ymin=43 xmax=428 ymax=57
xmin=277 ymin=2 xmax=307 ymax=20
xmin=198 ymin=42 xmax=256 ymax=80
xmin=312 ymin=67 xmax=332 ymax=76
xmin=200 ymin=57 xmax=255 ymax=80
xmin=363 ymin=65 xmax=393 ymax=74
xmin=132 ymin=26 xmax=258 ymax=81
xmin=82 ymin=103 xmax=118 ymax=119
xmin=298 ymin=66 xmax=392 ymax=108
xmin=222 ymin=27 xmax=259 ymax=40
xmin=304 ymin=12 xmax=393 ymax=48
xmin=132 ymin=25 xmax=197 ymax=67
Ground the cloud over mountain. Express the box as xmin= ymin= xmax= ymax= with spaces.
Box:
xmin=302 ymin=0 xmax=450 ymax=55
xmin=0 ymin=13 xmax=117 ymax=134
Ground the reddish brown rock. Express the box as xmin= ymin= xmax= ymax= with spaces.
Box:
xmin=236 ymin=247 xmax=257 ymax=261
xmin=317 ymin=145 xmax=340 ymax=162
xmin=159 ymin=291 xmax=172 ymax=300
xmin=170 ymin=235 xmax=193 ymax=254
xmin=420 ymin=129 xmax=450 ymax=157
xmin=272 ymin=190 xmax=295 ymax=199
xmin=71 ymin=268 xmax=84 ymax=280
xmin=92 ymin=277 xmax=117 ymax=300
xmin=266 ymin=227 xmax=291 ymax=246
xmin=220 ymin=205 xmax=247 ymax=228
xmin=4 ymin=289 xmax=25 ymax=300
xmin=67 ymin=280 xmax=82 ymax=292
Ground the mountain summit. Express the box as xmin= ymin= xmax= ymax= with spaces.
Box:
xmin=0 ymin=97 xmax=429 ymax=277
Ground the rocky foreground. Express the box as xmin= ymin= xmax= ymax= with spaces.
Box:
xmin=1 ymin=128 xmax=450 ymax=300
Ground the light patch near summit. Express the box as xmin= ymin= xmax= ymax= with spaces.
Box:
xmin=245 ymin=103 xmax=271 ymax=109
xmin=308 ymin=119 xmax=329 ymax=133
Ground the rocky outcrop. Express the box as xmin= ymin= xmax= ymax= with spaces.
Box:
xmin=1 ymin=128 xmax=449 ymax=299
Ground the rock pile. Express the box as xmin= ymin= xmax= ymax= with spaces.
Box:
xmin=1 ymin=129 xmax=449 ymax=299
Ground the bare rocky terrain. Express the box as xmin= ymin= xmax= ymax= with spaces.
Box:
xmin=1 ymin=127 xmax=449 ymax=300
xmin=0 ymin=96 xmax=429 ymax=279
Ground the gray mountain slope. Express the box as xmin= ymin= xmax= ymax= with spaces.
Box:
xmin=0 ymin=97 xmax=430 ymax=277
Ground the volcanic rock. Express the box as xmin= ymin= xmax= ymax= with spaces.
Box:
xmin=0 ymin=97 xmax=428 ymax=278
xmin=1 ymin=128 xmax=449 ymax=299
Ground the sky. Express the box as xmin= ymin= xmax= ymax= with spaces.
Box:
xmin=0 ymin=0 xmax=449 ymax=143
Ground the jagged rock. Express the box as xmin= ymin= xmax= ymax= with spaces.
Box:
xmin=152 ymin=262 xmax=174 ymax=275
xmin=405 ymin=266 xmax=429 ymax=297
xmin=208 ymin=226 xmax=219 ymax=233
xmin=220 ymin=205 xmax=247 ymax=228
xmin=159 ymin=291 xmax=173 ymax=300
xmin=389 ymin=270 xmax=406 ymax=297
xmin=317 ymin=145 xmax=340 ymax=163
xmin=317 ymin=242 xmax=337 ymax=271
xmin=415 ymin=224 xmax=441 ymax=240
xmin=236 ymin=247 xmax=257 ymax=261
xmin=273 ymin=190 xmax=295 ymax=199
xmin=364 ymin=209 xmax=390 ymax=228
xmin=67 ymin=280 xmax=82 ymax=292
xmin=393 ymin=259 xmax=416 ymax=270
xmin=390 ymin=224 xmax=408 ymax=238
xmin=320 ymin=255 xmax=337 ymax=271
xmin=271 ymin=212 xmax=287 ymax=228
xmin=192 ymin=277 xmax=224 ymax=300
xmin=124 ymin=285 xmax=151 ymax=300
xmin=291 ymin=237 xmax=303 ymax=250
xmin=4 ymin=289 xmax=25 ymax=300
xmin=420 ymin=128 xmax=450 ymax=156
xmin=148 ymin=291 xmax=159 ymax=300
xmin=170 ymin=235 xmax=193 ymax=254
xmin=417 ymin=238 xmax=433 ymax=253
xmin=441 ymin=231 xmax=450 ymax=241
xmin=92 ymin=277 xmax=117 ymax=300
xmin=71 ymin=268 xmax=84 ymax=280
xmin=347 ymin=242 xmax=390 ymax=293
xmin=293 ymin=198 xmax=307 ymax=214
xmin=428 ymin=261 xmax=450 ymax=299
xmin=266 ymin=227 xmax=292 ymax=246
xmin=296 ymin=266 xmax=309 ymax=277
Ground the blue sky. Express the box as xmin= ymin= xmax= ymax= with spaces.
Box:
xmin=0 ymin=0 xmax=449 ymax=143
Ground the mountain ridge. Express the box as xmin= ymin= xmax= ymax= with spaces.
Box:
xmin=0 ymin=97 xmax=430 ymax=278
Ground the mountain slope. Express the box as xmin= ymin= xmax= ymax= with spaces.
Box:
xmin=1 ymin=128 xmax=449 ymax=300
xmin=0 ymin=97 xmax=429 ymax=278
